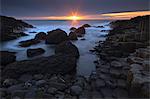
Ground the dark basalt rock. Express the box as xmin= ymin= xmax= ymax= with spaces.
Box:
xmin=0 ymin=15 xmax=33 ymax=42
xmin=2 ymin=54 xmax=77 ymax=79
xmin=27 ymin=48 xmax=45 ymax=57
xmin=70 ymin=27 xmax=77 ymax=32
xmin=75 ymin=27 xmax=86 ymax=34
xmin=35 ymin=32 xmax=47 ymax=40
xmin=68 ymin=32 xmax=78 ymax=40
xmin=82 ymin=24 xmax=91 ymax=28
xmin=97 ymin=26 xmax=104 ymax=28
xmin=45 ymin=29 xmax=68 ymax=44
xmin=55 ymin=41 xmax=80 ymax=58
xmin=19 ymin=39 xmax=40 ymax=47
xmin=0 ymin=51 xmax=16 ymax=66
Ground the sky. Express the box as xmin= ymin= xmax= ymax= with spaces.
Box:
xmin=1 ymin=0 xmax=150 ymax=20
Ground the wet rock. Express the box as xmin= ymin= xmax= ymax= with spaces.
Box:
xmin=97 ymin=67 xmax=109 ymax=74
xmin=25 ymin=87 xmax=37 ymax=98
xmin=47 ymin=87 xmax=57 ymax=94
xmin=106 ymin=79 xmax=117 ymax=89
xmin=0 ymin=51 xmax=16 ymax=66
xmin=70 ymin=85 xmax=83 ymax=96
xmin=35 ymin=80 xmax=46 ymax=87
xmin=7 ymin=84 xmax=24 ymax=94
xmin=48 ymin=82 xmax=66 ymax=91
xmin=110 ymin=68 xmax=122 ymax=78
xmin=35 ymin=32 xmax=47 ymax=40
xmin=3 ymin=79 xmax=17 ymax=87
xmin=70 ymin=27 xmax=76 ymax=32
xmin=29 ymin=31 xmax=37 ymax=33
xmin=82 ymin=24 xmax=91 ymax=28
xmin=95 ymin=79 xmax=105 ymax=90
xmin=80 ymin=38 xmax=86 ymax=40
xmin=75 ymin=27 xmax=85 ymax=34
xmin=113 ymin=88 xmax=128 ymax=98
xmin=3 ymin=54 xmax=77 ymax=79
xmin=19 ymin=74 xmax=33 ymax=82
xmin=19 ymin=39 xmax=40 ymax=47
xmin=135 ymin=48 xmax=150 ymax=59
xmin=111 ymin=61 xmax=122 ymax=68
xmin=45 ymin=29 xmax=68 ymax=44
xmin=127 ymin=56 xmax=144 ymax=65
xmin=97 ymin=26 xmax=104 ymax=28
xmin=27 ymin=48 xmax=45 ymax=57
xmin=33 ymin=74 xmax=44 ymax=80
xmin=55 ymin=41 xmax=80 ymax=58
xmin=117 ymin=79 xmax=127 ymax=88
xmin=100 ymin=87 xmax=113 ymax=98
xmin=68 ymin=32 xmax=78 ymax=40
xmin=74 ymin=76 xmax=87 ymax=88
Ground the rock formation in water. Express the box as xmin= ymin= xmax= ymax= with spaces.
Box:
xmin=45 ymin=29 xmax=68 ymax=44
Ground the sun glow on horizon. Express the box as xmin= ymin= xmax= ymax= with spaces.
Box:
xmin=18 ymin=11 xmax=150 ymax=20
xmin=67 ymin=16 xmax=82 ymax=20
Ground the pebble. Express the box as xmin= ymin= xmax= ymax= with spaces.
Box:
xmin=35 ymin=80 xmax=46 ymax=87
xmin=117 ymin=79 xmax=127 ymax=88
xmin=113 ymin=88 xmax=128 ymax=98
xmin=100 ymin=87 xmax=113 ymax=98
xmin=95 ymin=79 xmax=105 ymax=90
xmin=19 ymin=74 xmax=33 ymax=82
xmin=70 ymin=85 xmax=83 ymax=96
xmin=47 ymin=87 xmax=57 ymax=94
xmin=111 ymin=61 xmax=122 ymax=68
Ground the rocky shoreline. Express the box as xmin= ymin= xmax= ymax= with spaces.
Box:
xmin=0 ymin=16 xmax=33 ymax=42
xmin=0 ymin=15 xmax=149 ymax=99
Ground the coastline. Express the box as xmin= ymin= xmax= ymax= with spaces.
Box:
xmin=0 ymin=15 xmax=149 ymax=98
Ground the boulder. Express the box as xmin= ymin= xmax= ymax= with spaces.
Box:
xmin=74 ymin=27 xmax=86 ymax=37
xmin=19 ymin=39 xmax=40 ymax=47
xmin=3 ymin=54 xmax=77 ymax=79
xmin=35 ymin=32 xmax=47 ymax=40
xmin=70 ymin=85 xmax=83 ymax=96
xmin=0 ymin=51 xmax=16 ymax=66
xmin=45 ymin=29 xmax=68 ymax=44
xmin=55 ymin=41 xmax=80 ymax=58
xmin=27 ymin=48 xmax=45 ymax=57
xmin=97 ymin=26 xmax=104 ymax=28
xmin=82 ymin=24 xmax=91 ymax=28
xmin=70 ymin=27 xmax=77 ymax=32
xmin=68 ymin=32 xmax=78 ymax=40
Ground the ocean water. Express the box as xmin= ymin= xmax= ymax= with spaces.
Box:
xmin=0 ymin=20 xmax=111 ymax=76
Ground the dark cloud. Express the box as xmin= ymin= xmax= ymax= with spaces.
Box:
xmin=1 ymin=0 xmax=149 ymax=17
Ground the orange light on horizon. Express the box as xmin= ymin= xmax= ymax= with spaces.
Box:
xmin=67 ymin=16 xmax=82 ymax=20
xmin=18 ymin=11 xmax=150 ymax=20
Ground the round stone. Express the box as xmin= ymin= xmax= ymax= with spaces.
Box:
xmin=70 ymin=85 xmax=83 ymax=96
xmin=111 ymin=61 xmax=122 ymax=68
xmin=95 ymin=79 xmax=106 ymax=90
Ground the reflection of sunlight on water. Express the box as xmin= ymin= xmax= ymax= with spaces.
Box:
xmin=71 ymin=20 xmax=79 ymax=27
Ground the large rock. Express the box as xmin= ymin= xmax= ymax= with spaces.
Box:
xmin=82 ymin=24 xmax=91 ymax=28
xmin=68 ymin=32 xmax=78 ymax=40
xmin=3 ymin=54 xmax=77 ymax=79
xmin=55 ymin=41 xmax=80 ymax=58
xmin=45 ymin=29 xmax=68 ymax=44
xmin=19 ymin=39 xmax=40 ymax=47
xmin=0 ymin=51 xmax=16 ymax=66
xmin=70 ymin=27 xmax=77 ymax=32
xmin=74 ymin=27 xmax=86 ymax=37
xmin=35 ymin=32 xmax=47 ymax=40
xmin=27 ymin=48 xmax=45 ymax=57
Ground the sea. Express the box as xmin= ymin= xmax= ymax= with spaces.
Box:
xmin=0 ymin=20 xmax=112 ymax=77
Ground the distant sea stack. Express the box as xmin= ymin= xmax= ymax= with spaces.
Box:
xmin=0 ymin=16 xmax=34 ymax=42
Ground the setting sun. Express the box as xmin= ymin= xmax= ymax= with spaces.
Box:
xmin=67 ymin=16 xmax=81 ymax=20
